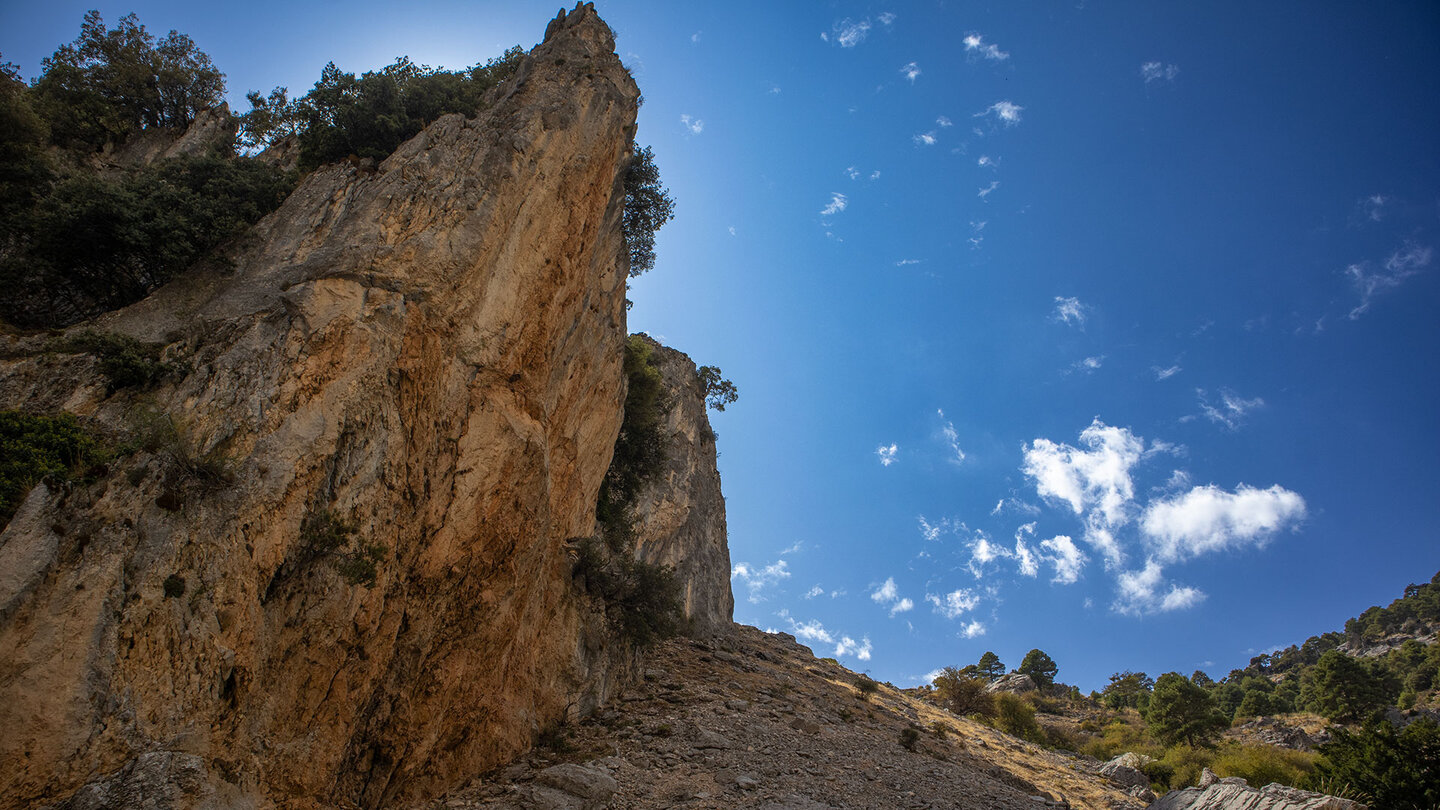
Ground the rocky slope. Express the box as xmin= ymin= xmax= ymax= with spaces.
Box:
xmin=420 ymin=624 xmax=1153 ymax=810
xmin=0 ymin=5 xmax=687 ymax=808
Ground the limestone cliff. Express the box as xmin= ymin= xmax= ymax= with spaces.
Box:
xmin=629 ymin=336 xmax=734 ymax=635
xmin=0 ymin=5 xmax=728 ymax=809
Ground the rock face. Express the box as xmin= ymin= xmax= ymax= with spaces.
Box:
xmin=1097 ymin=753 xmax=1151 ymax=789
xmin=0 ymin=5 xmax=730 ymax=809
xmin=987 ymin=672 xmax=1039 ymax=693
xmin=1149 ymin=768 xmax=1365 ymax=810
xmin=629 ymin=335 xmax=734 ymax=635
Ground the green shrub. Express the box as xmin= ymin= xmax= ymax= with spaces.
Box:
xmin=899 ymin=726 xmax=921 ymax=750
xmin=1153 ymin=744 xmax=1215 ymax=791
xmin=993 ymin=692 xmax=1043 ymax=744
xmin=932 ymin=667 xmax=997 ymax=719
xmin=596 ymin=335 xmax=669 ymax=550
xmin=855 ymin=675 xmax=880 ymax=700
xmin=299 ymin=508 xmax=385 ymax=587
xmin=621 ymin=144 xmax=675 ymax=277
xmin=53 ymin=330 xmax=170 ymax=391
xmin=1307 ymin=717 xmax=1440 ymax=809
xmin=1211 ymin=742 xmax=1316 ymax=789
xmin=0 ymin=410 xmax=105 ymax=527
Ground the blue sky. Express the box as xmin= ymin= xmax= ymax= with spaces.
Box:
xmin=4 ymin=1 xmax=1438 ymax=692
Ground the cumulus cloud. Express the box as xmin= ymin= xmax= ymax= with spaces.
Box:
xmin=821 ymin=192 xmax=848 ymax=217
xmin=1141 ymin=61 xmax=1180 ymax=83
xmin=900 ymin=61 xmax=922 ymax=82
xmin=871 ymin=577 xmax=914 ymax=617
xmin=1039 ymin=535 xmax=1086 ymax=584
xmin=803 ymin=585 xmax=824 ymax=599
xmin=835 ymin=635 xmax=873 ymax=660
xmin=1347 ymin=242 xmax=1432 ymax=319
xmin=962 ymin=621 xmax=986 ymax=638
xmin=968 ymin=532 xmax=1010 ymax=578
xmin=1023 ymin=419 xmax=1150 ymax=567
xmin=876 ymin=443 xmax=898 ymax=466
xmin=1014 ymin=525 xmax=1039 ymax=577
xmin=1142 ymin=484 xmax=1307 ymax=563
xmin=1052 ymin=296 xmax=1088 ymax=327
xmin=731 ymin=559 xmax=792 ymax=602
xmin=914 ymin=132 xmax=937 ymax=146
xmin=1196 ymin=388 xmax=1265 ymax=430
xmin=974 ymin=100 xmax=1024 ymax=126
xmin=937 ymin=115 xmax=953 ymax=127
xmin=1114 ymin=559 xmax=1205 ymax=615
xmin=927 ymin=588 xmax=981 ymax=619
xmin=785 ymin=616 xmax=871 ymax=660
xmin=679 ymin=114 xmax=704 ymax=135
xmin=963 ymin=33 xmax=1010 ymax=61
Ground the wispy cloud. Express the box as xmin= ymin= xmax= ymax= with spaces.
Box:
xmin=877 ymin=12 xmax=896 ymax=26
xmin=731 ymin=559 xmax=791 ymax=603
xmin=914 ymin=131 xmax=937 ymax=146
xmin=1347 ymin=242 xmax=1432 ymax=319
xmin=1357 ymin=194 xmax=1387 ymax=223
xmin=823 ymin=18 xmax=872 ymax=47
xmin=977 ymin=155 xmax=995 ymax=168
xmin=1114 ymin=559 xmax=1204 ymax=615
xmin=974 ymin=100 xmax=1024 ymax=126
xmin=1039 ymin=535 xmax=1086 ymax=584
xmin=936 ymin=115 xmax=953 ymax=128
xmin=876 ymin=443 xmax=898 ymax=466
xmin=895 ymin=258 xmax=922 ymax=267
xmin=968 ymin=220 xmax=987 ymax=250
xmin=1070 ymin=355 xmax=1105 ymax=374
xmin=803 ymin=585 xmax=824 ymax=599
xmin=978 ymin=180 xmax=1000 ymax=199
xmin=900 ymin=61 xmax=922 ymax=83
xmin=820 ymin=192 xmax=848 ymax=217
xmin=1153 ymin=365 xmax=1182 ymax=381
xmin=926 ymin=588 xmax=980 ymax=619
xmin=937 ymin=409 xmax=966 ymax=463
xmin=962 ymin=33 xmax=1010 ymax=61
xmin=679 ymin=114 xmax=704 ymax=135
xmin=835 ymin=635 xmax=873 ymax=660
xmin=783 ymin=614 xmax=871 ymax=661
xmin=1141 ymin=61 xmax=1180 ymax=83
xmin=1052 ymin=296 xmax=1088 ymax=327
xmin=1196 ymin=388 xmax=1264 ymax=430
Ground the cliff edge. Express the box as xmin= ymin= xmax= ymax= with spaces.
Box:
xmin=0 ymin=5 xmax=725 ymax=809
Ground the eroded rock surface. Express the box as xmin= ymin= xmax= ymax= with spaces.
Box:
xmin=629 ymin=336 xmax=734 ymax=635
xmin=0 ymin=5 xmax=670 ymax=808
xmin=1149 ymin=768 xmax=1364 ymax=810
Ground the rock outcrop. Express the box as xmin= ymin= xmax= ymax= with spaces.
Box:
xmin=1149 ymin=768 xmax=1365 ymax=810
xmin=0 ymin=5 xmax=727 ymax=809
xmin=629 ymin=336 xmax=734 ymax=635
xmin=987 ymin=672 xmax=1038 ymax=694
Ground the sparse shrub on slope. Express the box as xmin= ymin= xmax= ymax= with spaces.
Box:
xmin=0 ymin=410 xmax=105 ymax=528
xmin=932 ymin=667 xmax=996 ymax=719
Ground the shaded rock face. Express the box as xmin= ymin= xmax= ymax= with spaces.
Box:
xmin=104 ymin=103 xmax=240 ymax=169
xmin=1149 ymin=768 xmax=1365 ymax=810
xmin=0 ymin=5 xmax=704 ymax=809
xmin=628 ymin=336 xmax=734 ymax=635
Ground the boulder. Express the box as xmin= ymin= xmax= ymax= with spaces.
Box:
xmin=986 ymin=673 xmax=1038 ymax=693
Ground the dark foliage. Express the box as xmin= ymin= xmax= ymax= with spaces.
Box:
xmin=572 ymin=537 xmax=682 ymax=646
xmin=239 ymin=50 xmax=524 ymax=169
xmin=696 ymin=364 xmax=738 ymax=412
xmin=1102 ymin=670 xmax=1154 ymax=710
xmin=1019 ymin=648 xmax=1058 ymax=689
xmin=1308 ymin=718 xmax=1440 ymax=810
xmin=0 ymin=410 xmax=105 ymax=528
xmin=596 ymin=336 xmax=669 ymax=550
xmin=30 ymin=12 xmax=224 ymax=152
xmin=976 ymin=651 xmax=1005 ymax=682
xmin=621 ymin=143 xmax=674 ymax=276
xmin=1147 ymin=672 xmax=1228 ymax=747
xmin=52 ymin=330 xmax=170 ymax=392
xmin=932 ymin=667 xmax=997 ymax=719
xmin=299 ymin=508 xmax=385 ymax=587
xmin=0 ymin=153 xmax=295 ymax=327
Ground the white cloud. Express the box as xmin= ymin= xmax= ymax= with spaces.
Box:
xmin=1347 ymin=242 xmax=1432 ymax=319
xmin=679 ymin=114 xmax=704 ymax=135
xmin=937 ymin=409 xmax=966 ymax=463
xmin=1359 ymin=194 xmax=1387 ymax=223
xmin=877 ymin=12 xmax=896 ymax=26
xmin=1196 ymin=388 xmax=1265 ymax=430
xmin=821 ymin=192 xmax=848 ymax=217
xmin=835 ymin=635 xmax=873 ymax=660
xmin=728 ymin=226 xmax=736 ymax=237
xmin=977 ymin=155 xmax=995 ymax=168
xmin=991 ymin=496 xmax=1040 ymax=517
xmin=974 ymin=100 xmax=1024 ymax=126
xmin=1141 ymin=61 xmax=1180 ymax=83
xmin=1014 ymin=529 xmax=1039 ymax=578
xmin=927 ymin=588 xmax=981 ymax=619
xmin=1141 ymin=483 xmax=1307 ymax=563
xmin=1114 ymin=559 xmax=1206 ymax=615
xmin=1039 ymin=535 xmax=1085 ymax=584
xmin=936 ymin=115 xmax=953 ymax=128
xmin=788 ymin=617 xmax=834 ymax=644
xmin=826 ymin=18 xmax=872 ymax=48
xmin=803 ymin=585 xmax=824 ymax=599
xmin=891 ymin=598 xmax=914 ymax=616
xmin=901 ymin=61 xmax=922 ymax=82
xmin=876 ymin=442 xmax=898 ymax=466
xmin=1153 ymin=365 xmax=1182 ymax=381
xmin=871 ymin=577 xmax=899 ymax=603
xmin=1023 ymin=419 xmax=1143 ymax=527
xmin=914 ymin=131 xmax=937 ymax=146
xmin=1052 ymin=296 xmax=1088 ymax=327
xmin=896 ymin=258 xmax=922 ymax=267
xmin=962 ymin=33 xmax=1010 ymax=61
xmin=968 ymin=532 xmax=1010 ymax=578
xmin=962 ymin=620 xmax=986 ymax=638
xmin=845 ymin=166 xmax=860 ymax=180
xmin=918 ymin=515 xmax=948 ymax=542
xmin=978 ymin=180 xmax=1000 ymax=199
xmin=1071 ymin=355 xmax=1104 ymax=374
xmin=731 ymin=559 xmax=792 ymax=602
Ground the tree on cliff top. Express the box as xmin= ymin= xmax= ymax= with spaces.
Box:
xmin=622 ymin=143 xmax=674 ymax=276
